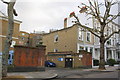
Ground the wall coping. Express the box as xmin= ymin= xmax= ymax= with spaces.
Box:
xmin=48 ymin=50 xmax=91 ymax=55
xmin=14 ymin=45 xmax=46 ymax=49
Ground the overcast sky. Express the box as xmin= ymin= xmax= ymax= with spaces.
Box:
xmin=0 ymin=0 xmax=119 ymax=33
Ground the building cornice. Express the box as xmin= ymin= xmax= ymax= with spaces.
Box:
xmin=0 ymin=35 xmax=18 ymax=39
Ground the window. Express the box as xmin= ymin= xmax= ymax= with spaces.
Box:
xmin=21 ymin=37 xmax=25 ymax=40
xmin=54 ymin=49 xmax=58 ymax=52
xmin=90 ymin=47 xmax=93 ymax=53
xmin=86 ymin=32 xmax=90 ymax=42
xmin=78 ymin=46 xmax=84 ymax=53
xmin=79 ymin=46 xmax=84 ymax=50
xmin=85 ymin=47 xmax=88 ymax=52
xmin=54 ymin=35 xmax=58 ymax=42
xmin=107 ymin=39 xmax=111 ymax=45
xmin=78 ymin=28 xmax=83 ymax=40
xmin=22 ymin=33 xmax=25 ymax=36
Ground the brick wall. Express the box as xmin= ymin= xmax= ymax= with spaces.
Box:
xmin=14 ymin=45 xmax=46 ymax=67
xmin=47 ymin=51 xmax=92 ymax=68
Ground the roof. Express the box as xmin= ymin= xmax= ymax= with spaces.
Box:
xmin=43 ymin=24 xmax=78 ymax=36
xmin=20 ymin=31 xmax=29 ymax=34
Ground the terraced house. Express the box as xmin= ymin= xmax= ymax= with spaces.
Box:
xmin=93 ymin=18 xmax=120 ymax=62
xmin=42 ymin=19 xmax=95 ymax=55
xmin=42 ymin=15 xmax=119 ymax=67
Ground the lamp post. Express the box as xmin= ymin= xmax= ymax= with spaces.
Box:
xmin=1 ymin=0 xmax=17 ymax=77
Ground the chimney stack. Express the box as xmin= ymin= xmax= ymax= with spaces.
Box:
xmin=64 ymin=18 xmax=67 ymax=28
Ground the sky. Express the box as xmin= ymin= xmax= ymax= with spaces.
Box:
xmin=0 ymin=0 xmax=119 ymax=33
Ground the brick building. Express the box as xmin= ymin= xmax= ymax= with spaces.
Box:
xmin=42 ymin=24 xmax=94 ymax=55
xmin=18 ymin=31 xmax=29 ymax=46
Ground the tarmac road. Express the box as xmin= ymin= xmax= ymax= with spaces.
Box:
xmin=45 ymin=67 xmax=119 ymax=78
xmin=6 ymin=66 xmax=119 ymax=79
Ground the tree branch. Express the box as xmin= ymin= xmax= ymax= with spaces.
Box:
xmin=9 ymin=0 xmax=17 ymax=16
xmin=82 ymin=0 xmax=102 ymax=24
xmin=105 ymin=30 xmax=119 ymax=41
xmin=1 ymin=0 xmax=9 ymax=4
xmin=73 ymin=14 xmax=100 ymax=38
xmin=1 ymin=0 xmax=18 ymax=16
xmin=106 ymin=12 xmax=120 ymax=24
xmin=13 ymin=9 xmax=18 ymax=16
xmin=104 ymin=0 xmax=112 ymax=23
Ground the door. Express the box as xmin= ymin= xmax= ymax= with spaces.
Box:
xmin=65 ymin=58 xmax=73 ymax=68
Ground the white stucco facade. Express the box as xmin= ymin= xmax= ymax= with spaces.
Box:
xmin=93 ymin=18 xmax=120 ymax=63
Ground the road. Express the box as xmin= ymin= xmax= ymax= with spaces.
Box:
xmin=6 ymin=67 xmax=119 ymax=79
xmin=46 ymin=67 xmax=119 ymax=78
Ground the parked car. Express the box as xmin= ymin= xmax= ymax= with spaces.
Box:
xmin=45 ymin=60 xmax=56 ymax=67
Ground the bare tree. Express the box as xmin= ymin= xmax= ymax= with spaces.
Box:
xmin=1 ymin=0 xmax=17 ymax=77
xmin=71 ymin=0 xmax=120 ymax=69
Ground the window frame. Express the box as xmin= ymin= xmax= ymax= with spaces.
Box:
xmin=78 ymin=28 xmax=83 ymax=41
xmin=86 ymin=32 xmax=91 ymax=42
xmin=54 ymin=35 xmax=59 ymax=42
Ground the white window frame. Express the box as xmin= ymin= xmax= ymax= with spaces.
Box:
xmin=85 ymin=47 xmax=88 ymax=52
xmin=54 ymin=49 xmax=58 ymax=52
xmin=90 ymin=47 xmax=93 ymax=53
xmin=86 ymin=32 xmax=91 ymax=42
xmin=78 ymin=28 xmax=83 ymax=41
xmin=54 ymin=35 xmax=59 ymax=42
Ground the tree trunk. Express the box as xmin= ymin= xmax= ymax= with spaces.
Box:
xmin=2 ymin=3 xmax=14 ymax=77
xmin=99 ymin=38 xmax=106 ymax=70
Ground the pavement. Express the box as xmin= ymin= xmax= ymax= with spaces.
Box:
xmin=83 ymin=65 xmax=119 ymax=72
xmin=1 ymin=65 xmax=119 ymax=79
xmin=6 ymin=71 xmax=58 ymax=79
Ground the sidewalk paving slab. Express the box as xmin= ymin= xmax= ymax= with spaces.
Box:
xmin=83 ymin=66 xmax=119 ymax=72
xmin=2 ymin=71 xmax=58 ymax=80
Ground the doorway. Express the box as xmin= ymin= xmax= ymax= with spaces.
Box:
xmin=65 ymin=58 xmax=73 ymax=68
